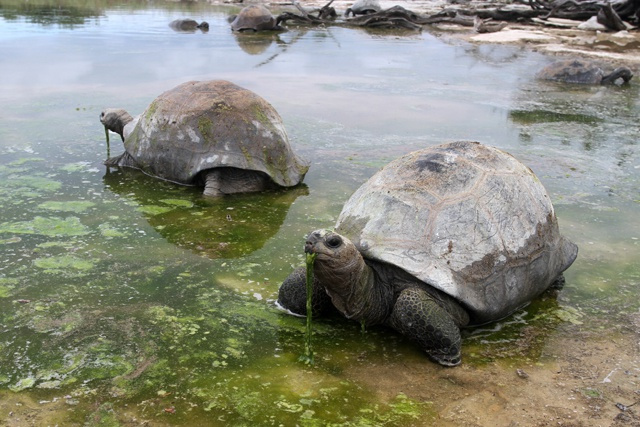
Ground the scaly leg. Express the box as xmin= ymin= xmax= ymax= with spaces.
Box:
xmin=389 ymin=287 xmax=463 ymax=366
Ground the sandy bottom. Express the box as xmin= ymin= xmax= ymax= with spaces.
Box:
xmin=347 ymin=319 xmax=640 ymax=426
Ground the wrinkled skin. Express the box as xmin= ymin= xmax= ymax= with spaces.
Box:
xmin=100 ymin=109 xmax=133 ymax=142
xmin=278 ymin=229 xmax=469 ymax=366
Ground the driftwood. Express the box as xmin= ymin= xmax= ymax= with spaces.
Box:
xmin=276 ymin=0 xmax=640 ymax=32
xmin=528 ymin=0 xmax=640 ymax=27
xmin=597 ymin=2 xmax=627 ymax=30
xmin=346 ymin=6 xmax=427 ymax=30
xmin=277 ymin=2 xmax=427 ymax=29
xmin=276 ymin=1 xmax=334 ymax=25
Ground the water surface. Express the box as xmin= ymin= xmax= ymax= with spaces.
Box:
xmin=1 ymin=0 xmax=639 ymax=425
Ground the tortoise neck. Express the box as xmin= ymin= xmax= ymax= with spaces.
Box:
xmin=317 ymin=255 xmax=392 ymax=325
xmin=602 ymin=67 xmax=633 ymax=84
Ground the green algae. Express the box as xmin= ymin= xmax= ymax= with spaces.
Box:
xmin=197 ymin=116 xmax=214 ymax=142
xmin=553 ymin=306 xmax=584 ymax=325
xmin=6 ymin=176 xmax=62 ymax=192
xmin=85 ymin=402 xmax=120 ymax=427
xmin=98 ymin=223 xmax=127 ymax=238
xmin=9 ymin=377 xmax=36 ymax=392
xmin=252 ymin=102 xmax=271 ymax=127
xmin=36 ymin=240 xmax=75 ymax=249
xmin=0 ymin=216 xmax=90 ymax=236
xmin=8 ymin=157 xmax=45 ymax=166
xmin=137 ymin=205 xmax=173 ymax=215
xmin=0 ymin=236 xmax=22 ymax=244
xmin=160 ymin=198 xmax=194 ymax=208
xmin=39 ymin=200 xmax=96 ymax=213
xmin=34 ymin=254 xmax=95 ymax=273
xmin=0 ymin=286 xmax=14 ymax=298
xmin=0 ymin=278 xmax=18 ymax=298
xmin=60 ymin=161 xmax=92 ymax=173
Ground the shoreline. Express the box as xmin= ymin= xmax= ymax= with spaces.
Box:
xmin=221 ymin=0 xmax=640 ymax=64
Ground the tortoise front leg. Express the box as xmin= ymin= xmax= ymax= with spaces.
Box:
xmin=277 ymin=266 xmax=332 ymax=317
xmin=389 ymin=287 xmax=463 ymax=366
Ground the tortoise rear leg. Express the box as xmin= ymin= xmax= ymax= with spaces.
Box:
xmin=203 ymin=168 xmax=274 ymax=196
xmin=203 ymin=169 xmax=224 ymax=197
xmin=389 ymin=287 xmax=463 ymax=366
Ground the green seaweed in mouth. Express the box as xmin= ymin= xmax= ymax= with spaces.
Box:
xmin=299 ymin=252 xmax=317 ymax=365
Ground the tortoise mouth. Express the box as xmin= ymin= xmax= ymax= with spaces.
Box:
xmin=304 ymin=241 xmax=315 ymax=254
xmin=304 ymin=229 xmax=340 ymax=257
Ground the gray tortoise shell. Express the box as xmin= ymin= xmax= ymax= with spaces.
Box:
xmin=536 ymin=59 xmax=605 ymax=84
xmin=348 ymin=0 xmax=382 ymax=13
xmin=335 ymin=141 xmax=577 ymax=323
xmin=231 ymin=5 xmax=277 ymax=31
xmin=123 ymin=80 xmax=309 ymax=187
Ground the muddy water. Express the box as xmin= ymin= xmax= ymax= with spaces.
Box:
xmin=1 ymin=0 xmax=639 ymax=425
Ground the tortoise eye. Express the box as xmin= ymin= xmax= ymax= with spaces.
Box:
xmin=326 ymin=235 xmax=343 ymax=249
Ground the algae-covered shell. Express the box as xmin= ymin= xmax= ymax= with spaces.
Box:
xmin=123 ymin=80 xmax=308 ymax=187
xmin=335 ymin=141 xmax=577 ymax=323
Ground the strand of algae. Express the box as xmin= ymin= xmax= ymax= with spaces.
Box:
xmin=299 ymin=252 xmax=317 ymax=365
xmin=104 ymin=125 xmax=110 ymax=158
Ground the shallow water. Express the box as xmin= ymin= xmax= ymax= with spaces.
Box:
xmin=1 ymin=0 xmax=639 ymax=425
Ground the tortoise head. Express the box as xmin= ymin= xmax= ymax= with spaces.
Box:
xmin=100 ymin=108 xmax=133 ymax=142
xmin=304 ymin=229 xmax=369 ymax=316
xmin=601 ymin=66 xmax=633 ymax=85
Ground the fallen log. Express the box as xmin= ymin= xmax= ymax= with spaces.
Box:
xmin=527 ymin=0 xmax=640 ymax=24
xmin=597 ymin=2 xmax=627 ymax=30
xmin=276 ymin=0 xmax=640 ymax=32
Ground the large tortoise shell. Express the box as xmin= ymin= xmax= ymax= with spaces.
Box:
xmin=123 ymin=80 xmax=308 ymax=187
xmin=335 ymin=141 xmax=577 ymax=323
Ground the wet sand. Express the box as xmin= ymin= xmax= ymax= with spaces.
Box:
xmin=347 ymin=325 xmax=640 ymax=426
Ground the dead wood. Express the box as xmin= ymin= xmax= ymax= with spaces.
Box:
xmin=345 ymin=6 xmax=426 ymax=30
xmin=527 ymin=0 xmax=640 ymax=24
xmin=597 ymin=2 xmax=627 ymax=30
xmin=276 ymin=0 xmax=640 ymax=32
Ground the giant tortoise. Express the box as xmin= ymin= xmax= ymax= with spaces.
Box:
xmin=277 ymin=141 xmax=577 ymax=366
xmin=100 ymin=80 xmax=309 ymax=196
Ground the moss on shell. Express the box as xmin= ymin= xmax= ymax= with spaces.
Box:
xmin=198 ymin=116 xmax=214 ymax=143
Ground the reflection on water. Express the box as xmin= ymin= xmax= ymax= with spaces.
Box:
xmin=0 ymin=0 xmax=102 ymax=27
xmin=103 ymin=168 xmax=309 ymax=259
xmin=1 ymin=0 xmax=639 ymax=425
